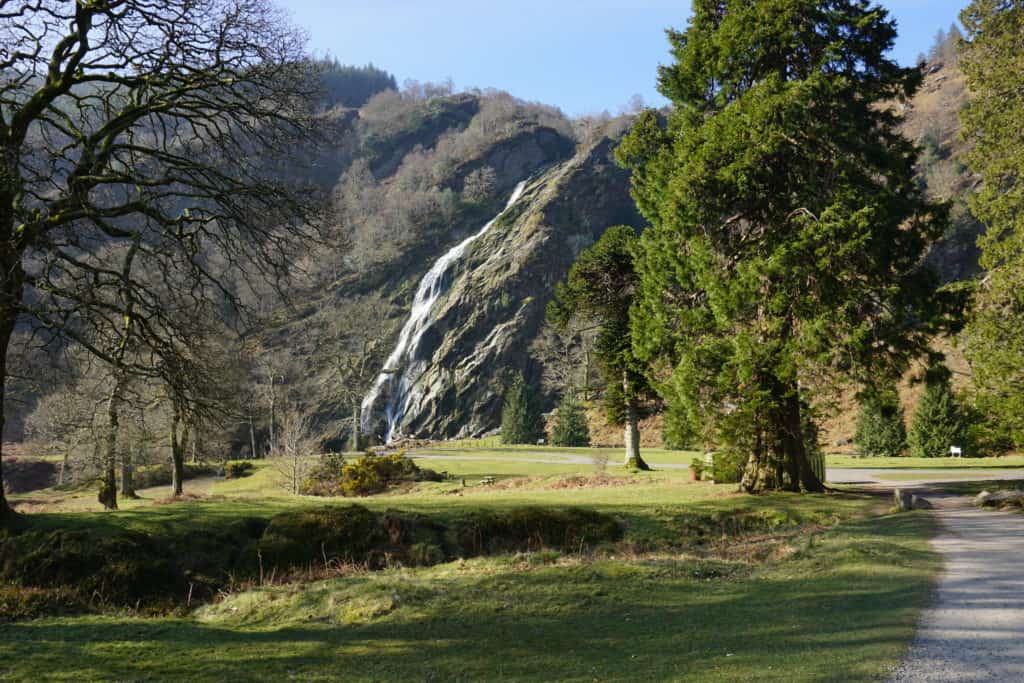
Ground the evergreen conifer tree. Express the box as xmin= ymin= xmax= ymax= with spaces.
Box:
xmin=500 ymin=373 xmax=545 ymax=445
xmin=617 ymin=0 xmax=958 ymax=492
xmin=549 ymin=392 xmax=591 ymax=447
xmin=549 ymin=226 xmax=652 ymax=469
xmin=909 ymin=366 xmax=966 ymax=458
xmin=854 ymin=390 xmax=908 ymax=457
xmin=960 ymin=0 xmax=1024 ymax=447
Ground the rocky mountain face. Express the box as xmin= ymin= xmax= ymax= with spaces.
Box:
xmin=278 ymin=56 xmax=981 ymax=445
xmin=379 ymin=135 xmax=643 ymax=439
xmin=261 ymin=89 xmax=640 ymax=443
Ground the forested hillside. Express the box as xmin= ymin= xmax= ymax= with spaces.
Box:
xmin=8 ymin=29 xmax=987 ymax=472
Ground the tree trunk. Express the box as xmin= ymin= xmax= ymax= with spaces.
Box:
xmin=267 ymin=380 xmax=276 ymax=457
xmin=622 ymin=370 xmax=650 ymax=470
xmin=740 ymin=379 xmax=824 ymax=493
xmin=99 ymin=376 xmax=123 ymax=510
xmin=170 ymin=407 xmax=188 ymax=497
xmin=351 ymin=399 xmax=361 ymax=453
xmin=120 ymin=445 xmax=136 ymax=498
xmin=58 ymin=450 xmax=68 ymax=486
xmin=190 ymin=431 xmax=198 ymax=464
xmin=248 ymin=416 xmax=258 ymax=460
xmin=0 ymin=227 xmax=23 ymax=522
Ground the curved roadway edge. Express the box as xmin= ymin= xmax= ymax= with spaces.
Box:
xmin=412 ymin=449 xmax=1024 ymax=681
xmin=889 ymin=497 xmax=1024 ymax=681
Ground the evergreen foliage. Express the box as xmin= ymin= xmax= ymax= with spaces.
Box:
xmin=909 ymin=366 xmax=966 ymax=458
xmin=500 ymin=373 xmax=545 ymax=445
xmin=316 ymin=59 xmax=397 ymax=109
xmin=854 ymin=390 xmax=908 ymax=457
xmin=616 ymin=0 xmax=958 ymax=492
xmin=549 ymin=226 xmax=652 ymax=468
xmin=960 ymin=0 xmax=1024 ymax=448
xmin=549 ymin=392 xmax=591 ymax=447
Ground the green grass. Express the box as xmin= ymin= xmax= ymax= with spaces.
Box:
xmin=2 ymin=445 xmax=943 ymax=681
xmin=0 ymin=509 xmax=937 ymax=682
xmin=826 ymin=454 xmax=1024 ymax=469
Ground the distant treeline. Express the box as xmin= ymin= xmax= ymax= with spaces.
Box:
xmin=316 ymin=58 xmax=398 ymax=109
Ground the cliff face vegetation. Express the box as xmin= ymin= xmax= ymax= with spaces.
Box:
xmin=258 ymin=84 xmax=642 ymax=444
xmin=278 ymin=47 xmax=982 ymax=446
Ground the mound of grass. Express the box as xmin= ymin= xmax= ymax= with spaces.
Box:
xmin=0 ymin=511 xmax=938 ymax=682
xmin=0 ymin=528 xmax=182 ymax=609
xmin=1 ymin=504 xmax=623 ymax=618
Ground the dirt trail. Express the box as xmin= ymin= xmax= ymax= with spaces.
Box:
xmin=891 ymin=495 xmax=1024 ymax=681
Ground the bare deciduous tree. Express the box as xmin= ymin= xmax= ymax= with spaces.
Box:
xmin=0 ymin=0 xmax=324 ymax=519
xmin=272 ymin=404 xmax=319 ymax=495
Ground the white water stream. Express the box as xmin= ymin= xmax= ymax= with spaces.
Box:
xmin=361 ymin=181 xmax=527 ymax=443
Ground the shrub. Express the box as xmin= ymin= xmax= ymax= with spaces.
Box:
xmin=549 ymin=392 xmax=590 ymax=447
xmin=224 ymin=461 xmax=255 ymax=479
xmin=301 ymin=453 xmax=347 ymax=496
xmin=854 ymin=389 xmax=907 ymax=457
xmin=302 ymin=452 xmax=441 ymax=498
xmin=909 ymin=366 xmax=967 ymax=458
xmin=709 ymin=450 xmax=746 ymax=484
xmin=339 ymin=458 xmax=386 ymax=497
xmin=689 ymin=456 xmax=705 ymax=480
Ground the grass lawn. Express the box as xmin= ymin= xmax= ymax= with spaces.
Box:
xmin=0 ymin=507 xmax=936 ymax=682
xmin=2 ymin=447 xmax=941 ymax=681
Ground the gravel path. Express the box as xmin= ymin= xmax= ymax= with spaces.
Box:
xmin=890 ymin=496 xmax=1024 ymax=681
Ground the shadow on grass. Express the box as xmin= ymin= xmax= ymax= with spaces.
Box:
xmin=0 ymin=513 xmax=937 ymax=682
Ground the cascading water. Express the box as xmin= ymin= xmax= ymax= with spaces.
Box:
xmin=361 ymin=181 xmax=528 ymax=443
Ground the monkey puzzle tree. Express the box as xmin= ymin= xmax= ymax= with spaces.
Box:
xmin=617 ymin=0 xmax=958 ymax=492
xmin=0 ymin=0 xmax=322 ymax=520
xmin=549 ymin=226 xmax=651 ymax=469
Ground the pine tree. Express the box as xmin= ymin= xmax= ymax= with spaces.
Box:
xmin=549 ymin=392 xmax=591 ymax=447
xmin=549 ymin=226 xmax=652 ymax=469
xmin=617 ymin=0 xmax=958 ymax=492
xmin=500 ymin=373 xmax=545 ymax=445
xmin=909 ymin=366 xmax=966 ymax=458
xmin=960 ymin=0 xmax=1024 ymax=447
xmin=854 ymin=390 xmax=908 ymax=457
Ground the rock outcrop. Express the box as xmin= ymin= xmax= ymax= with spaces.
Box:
xmin=363 ymin=135 xmax=644 ymax=439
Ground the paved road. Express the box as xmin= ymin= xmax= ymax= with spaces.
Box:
xmin=413 ymin=451 xmax=1024 ymax=484
xmin=828 ymin=468 xmax=1024 ymax=486
xmin=890 ymin=496 xmax=1024 ymax=682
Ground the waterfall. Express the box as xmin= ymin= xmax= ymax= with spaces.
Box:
xmin=361 ymin=181 xmax=528 ymax=443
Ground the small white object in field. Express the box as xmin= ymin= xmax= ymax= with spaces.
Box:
xmin=950 ymin=445 xmax=963 ymax=458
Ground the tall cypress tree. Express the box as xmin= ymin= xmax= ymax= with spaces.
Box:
xmin=617 ymin=0 xmax=958 ymax=492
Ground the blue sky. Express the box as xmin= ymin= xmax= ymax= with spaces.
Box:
xmin=279 ymin=1 xmax=965 ymax=116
